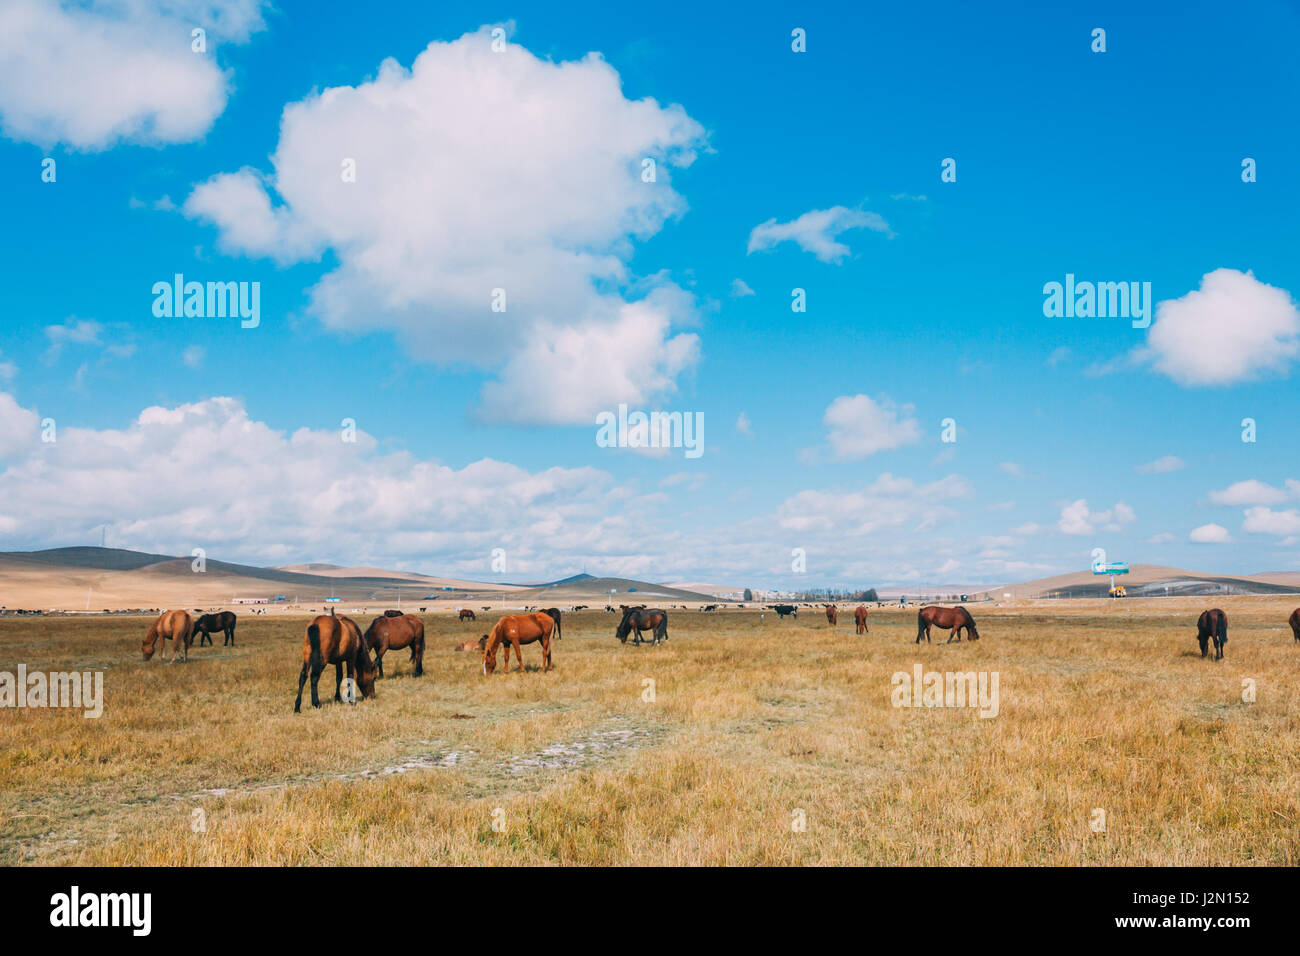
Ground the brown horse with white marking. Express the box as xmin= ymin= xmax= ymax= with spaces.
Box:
xmin=294 ymin=611 xmax=376 ymax=711
xmin=364 ymin=612 xmax=425 ymax=678
xmin=1196 ymin=609 xmax=1228 ymax=660
xmin=482 ymin=613 xmax=555 ymax=675
xmin=142 ymin=609 xmax=194 ymax=662
xmin=916 ymin=605 xmax=980 ymax=644
xmin=825 ymin=604 xmax=838 ymax=626
xmin=854 ymin=606 xmax=868 ymax=634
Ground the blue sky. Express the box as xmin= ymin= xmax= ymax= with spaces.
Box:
xmin=1 ymin=0 xmax=1299 ymax=587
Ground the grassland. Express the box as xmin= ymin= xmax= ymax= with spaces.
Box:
xmin=1 ymin=597 xmax=1297 ymax=865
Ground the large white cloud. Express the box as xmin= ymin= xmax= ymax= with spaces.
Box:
xmin=1142 ymin=269 xmax=1300 ymax=385
xmin=0 ymin=0 xmax=266 ymax=150
xmin=819 ymin=394 xmax=921 ymax=460
xmin=184 ymin=25 xmax=708 ymax=424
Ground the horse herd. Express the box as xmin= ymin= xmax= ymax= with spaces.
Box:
xmin=136 ymin=602 xmax=1300 ymax=712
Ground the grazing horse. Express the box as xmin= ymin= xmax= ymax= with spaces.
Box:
xmin=363 ymin=613 xmax=425 ymax=678
xmin=459 ymin=609 xmax=476 ymax=622
xmin=854 ymin=606 xmax=868 ymax=635
xmin=193 ymin=610 xmax=237 ymax=647
xmin=916 ymin=605 xmax=980 ymax=644
xmin=295 ymin=612 xmax=376 ymax=711
xmin=616 ymin=608 xmax=669 ymax=646
xmin=1289 ymin=608 xmax=1300 ymax=644
xmin=142 ymin=609 xmax=194 ymax=662
xmin=825 ymin=604 xmax=838 ymax=626
xmin=542 ymin=607 xmax=562 ymax=640
xmin=1196 ymin=609 xmax=1228 ymax=660
xmin=481 ymin=613 xmax=555 ymax=675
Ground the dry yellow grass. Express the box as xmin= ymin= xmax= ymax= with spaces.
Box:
xmin=1 ymin=597 xmax=1297 ymax=865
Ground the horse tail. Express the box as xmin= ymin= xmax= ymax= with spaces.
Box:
xmin=307 ymin=622 xmax=323 ymax=672
xmin=554 ymin=612 xmax=562 ymax=641
xmin=1219 ymin=614 xmax=1227 ymax=644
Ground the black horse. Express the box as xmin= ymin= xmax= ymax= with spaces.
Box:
xmin=193 ymin=610 xmax=237 ymax=647
xmin=1196 ymin=609 xmax=1227 ymax=660
xmin=542 ymin=607 xmax=562 ymax=640
xmin=616 ymin=608 xmax=669 ymax=646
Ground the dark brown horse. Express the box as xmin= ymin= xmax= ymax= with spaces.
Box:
xmin=616 ymin=608 xmax=669 ymax=646
xmin=916 ymin=605 xmax=980 ymax=644
xmin=295 ymin=612 xmax=376 ymax=711
xmin=458 ymin=609 xmax=476 ymax=622
xmin=142 ymin=609 xmax=194 ymax=662
xmin=1289 ymin=608 xmax=1300 ymax=644
xmin=825 ymin=604 xmax=838 ymax=626
xmin=1196 ymin=609 xmax=1228 ymax=660
xmin=481 ymin=613 xmax=555 ymax=675
xmin=542 ymin=607 xmax=562 ymax=639
xmin=854 ymin=605 xmax=868 ymax=634
xmin=193 ymin=610 xmax=237 ymax=647
xmin=364 ymin=613 xmax=425 ymax=678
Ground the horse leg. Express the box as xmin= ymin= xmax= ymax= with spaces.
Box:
xmin=334 ymin=661 xmax=344 ymax=702
xmin=294 ymin=663 xmax=309 ymax=712
xmin=511 ymin=638 xmax=523 ymax=672
xmin=413 ymin=635 xmax=424 ymax=677
xmin=375 ymin=647 xmax=384 ymax=680
xmin=542 ymin=635 xmax=551 ymax=672
xmin=309 ymin=660 xmax=324 ymax=708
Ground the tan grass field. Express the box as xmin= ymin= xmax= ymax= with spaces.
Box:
xmin=1 ymin=596 xmax=1297 ymax=866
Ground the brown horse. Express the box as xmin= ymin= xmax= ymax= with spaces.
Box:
xmin=616 ymin=607 xmax=669 ymax=646
xmin=295 ymin=612 xmax=376 ymax=711
xmin=482 ymin=613 xmax=555 ymax=675
xmin=363 ymin=612 xmax=425 ymax=678
xmin=193 ymin=610 xmax=237 ymax=647
xmin=142 ymin=609 xmax=194 ymax=662
xmin=459 ymin=609 xmax=476 ymax=622
xmin=1196 ymin=609 xmax=1228 ymax=660
xmin=916 ymin=605 xmax=980 ymax=644
xmin=854 ymin=605 xmax=868 ymax=634
xmin=825 ymin=604 xmax=838 ymax=626
xmin=1289 ymin=607 xmax=1300 ymax=644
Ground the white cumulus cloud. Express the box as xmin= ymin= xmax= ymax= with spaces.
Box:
xmin=184 ymin=25 xmax=709 ymax=425
xmin=820 ymin=394 xmax=921 ymax=461
xmin=1141 ymin=269 xmax=1300 ymax=385
xmin=0 ymin=0 xmax=267 ymax=150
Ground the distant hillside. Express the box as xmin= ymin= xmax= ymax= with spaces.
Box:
xmin=991 ymin=564 xmax=1300 ymax=600
xmin=0 ymin=548 xmax=713 ymax=609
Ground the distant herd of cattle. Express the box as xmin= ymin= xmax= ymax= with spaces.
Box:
xmin=136 ymin=603 xmax=1300 ymax=711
